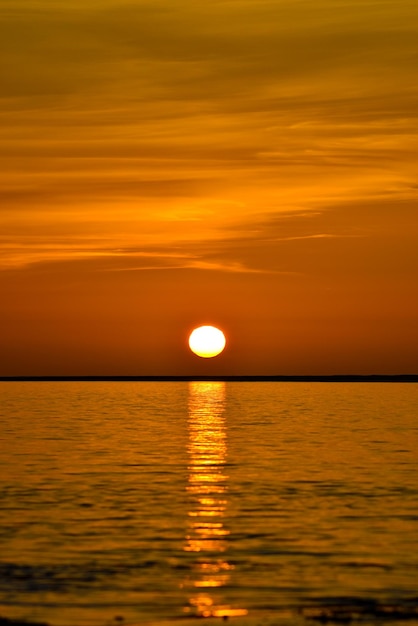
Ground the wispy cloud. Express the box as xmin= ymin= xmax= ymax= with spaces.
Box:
xmin=1 ymin=0 xmax=417 ymax=284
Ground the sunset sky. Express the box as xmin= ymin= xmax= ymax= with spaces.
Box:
xmin=1 ymin=0 xmax=417 ymax=376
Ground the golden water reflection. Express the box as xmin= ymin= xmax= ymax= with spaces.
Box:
xmin=183 ymin=382 xmax=247 ymax=619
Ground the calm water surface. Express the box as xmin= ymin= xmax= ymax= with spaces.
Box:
xmin=0 ymin=382 xmax=417 ymax=626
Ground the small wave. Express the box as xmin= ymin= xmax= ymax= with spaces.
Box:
xmin=300 ymin=596 xmax=418 ymax=623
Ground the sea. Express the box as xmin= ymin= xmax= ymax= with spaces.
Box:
xmin=0 ymin=382 xmax=417 ymax=626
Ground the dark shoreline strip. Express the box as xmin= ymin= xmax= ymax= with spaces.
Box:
xmin=1 ymin=375 xmax=417 ymax=382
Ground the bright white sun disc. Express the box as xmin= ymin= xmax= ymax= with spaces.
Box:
xmin=188 ymin=325 xmax=226 ymax=358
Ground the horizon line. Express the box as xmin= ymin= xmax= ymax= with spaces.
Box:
xmin=1 ymin=375 xmax=417 ymax=382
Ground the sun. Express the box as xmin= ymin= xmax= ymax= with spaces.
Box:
xmin=188 ymin=325 xmax=226 ymax=358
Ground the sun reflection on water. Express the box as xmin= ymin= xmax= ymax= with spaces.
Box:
xmin=183 ymin=381 xmax=248 ymax=619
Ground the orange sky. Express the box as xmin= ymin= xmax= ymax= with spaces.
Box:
xmin=1 ymin=0 xmax=417 ymax=375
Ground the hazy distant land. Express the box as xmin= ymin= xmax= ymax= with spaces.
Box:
xmin=1 ymin=375 xmax=417 ymax=382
